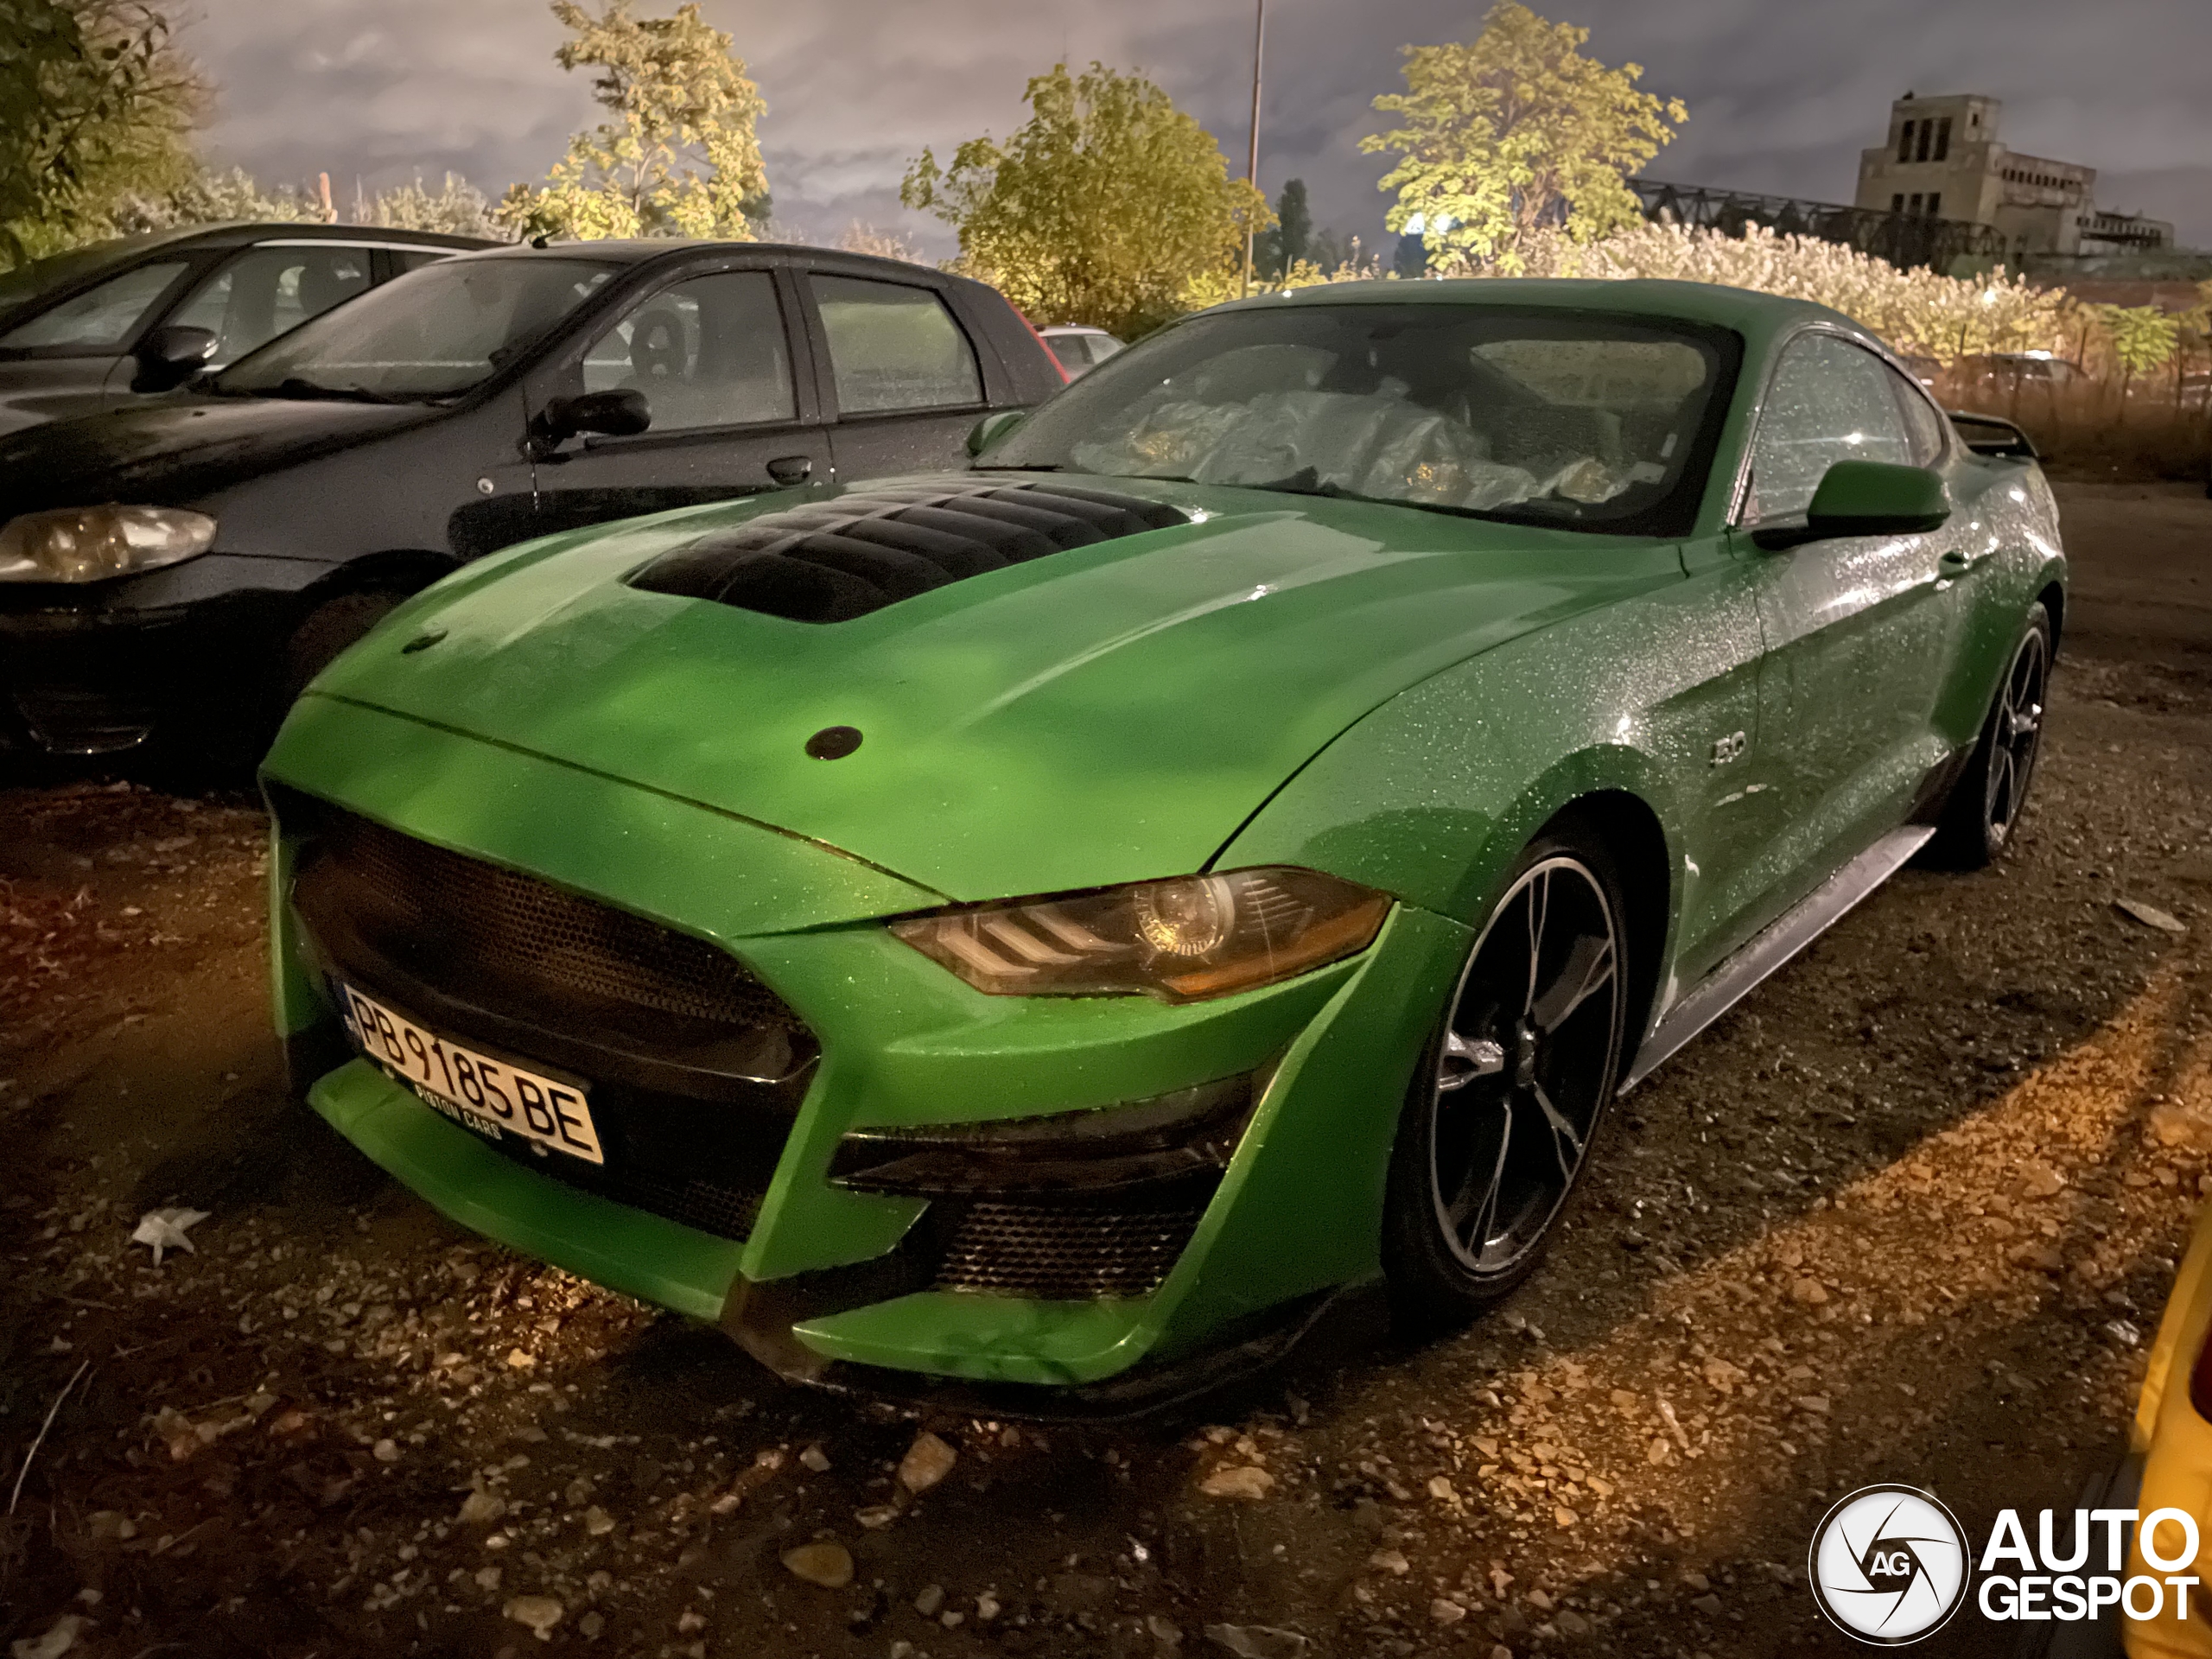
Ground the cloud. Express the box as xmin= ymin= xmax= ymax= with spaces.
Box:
xmin=181 ymin=0 xmax=2212 ymax=250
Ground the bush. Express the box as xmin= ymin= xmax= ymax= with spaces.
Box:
xmin=1490 ymin=221 xmax=2074 ymax=359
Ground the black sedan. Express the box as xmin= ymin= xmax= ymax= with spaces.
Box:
xmin=0 ymin=240 xmax=1065 ymax=764
xmin=0 ymin=222 xmax=492 ymax=436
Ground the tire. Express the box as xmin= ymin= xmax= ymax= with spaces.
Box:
xmin=1929 ymin=602 xmax=2051 ymax=869
xmin=1382 ymin=823 xmax=1631 ymax=1332
xmin=277 ymin=588 xmax=405 ymax=709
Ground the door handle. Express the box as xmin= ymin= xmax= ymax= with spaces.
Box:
xmin=1938 ymin=549 xmax=1974 ymax=575
xmin=766 ymin=454 xmax=813 ymax=486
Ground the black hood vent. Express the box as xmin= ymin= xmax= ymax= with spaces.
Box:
xmin=629 ymin=479 xmax=1189 ymax=623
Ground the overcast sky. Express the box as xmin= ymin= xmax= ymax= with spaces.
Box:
xmin=184 ymin=0 xmax=2212 ymax=254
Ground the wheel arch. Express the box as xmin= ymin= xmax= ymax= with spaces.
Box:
xmin=2035 ymin=576 xmax=2065 ymax=653
xmin=291 ymin=547 xmax=459 ymax=616
xmin=1536 ymin=789 xmax=1672 ymax=1058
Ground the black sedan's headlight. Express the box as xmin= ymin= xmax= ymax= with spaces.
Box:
xmin=889 ymin=868 xmax=1390 ymax=1003
xmin=0 ymin=506 xmax=216 ymax=582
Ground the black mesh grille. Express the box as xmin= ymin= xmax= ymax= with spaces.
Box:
xmin=475 ymin=1099 xmax=776 ymax=1243
xmin=933 ymin=1189 xmax=1214 ymax=1300
xmin=630 ymin=479 xmax=1189 ymax=624
xmin=285 ymin=805 xmax=813 ymax=1246
xmin=316 ymin=813 xmax=799 ymax=1034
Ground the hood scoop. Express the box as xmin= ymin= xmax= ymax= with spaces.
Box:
xmin=628 ymin=479 xmax=1189 ymax=623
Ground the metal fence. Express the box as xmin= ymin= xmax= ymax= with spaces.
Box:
xmin=1631 ymin=179 xmax=2010 ymax=272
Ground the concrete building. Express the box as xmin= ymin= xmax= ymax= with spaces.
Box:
xmin=1855 ymin=92 xmax=2173 ymax=257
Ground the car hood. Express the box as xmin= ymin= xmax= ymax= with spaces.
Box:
xmin=0 ymin=396 xmax=434 ymax=515
xmin=302 ymin=473 xmax=1683 ymax=906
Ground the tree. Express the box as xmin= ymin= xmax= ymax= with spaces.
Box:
xmin=2 ymin=0 xmax=203 ymax=264
xmin=901 ymin=62 xmax=1270 ymax=339
xmin=1359 ymin=3 xmax=1685 ymax=274
xmin=1253 ymin=177 xmax=1311 ymax=281
xmin=2092 ymin=303 xmax=2180 ymax=406
xmin=1390 ymin=230 xmax=1427 ymax=278
xmin=499 ymin=0 xmax=768 ymax=241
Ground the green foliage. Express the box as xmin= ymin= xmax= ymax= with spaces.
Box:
xmin=1 ymin=0 xmax=202 ymax=264
xmin=2093 ymin=304 xmax=2181 ymax=377
xmin=1308 ymin=227 xmax=1376 ymax=278
xmin=1253 ymin=178 xmax=1311 ymax=282
xmin=1359 ymin=3 xmax=1685 ymax=275
xmin=107 ymin=164 xmax=307 ymax=233
xmin=499 ymin=0 xmax=769 ymax=241
xmin=901 ymin=62 xmax=1270 ymax=340
xmin=362 ymin=172 xmax=499 ymax=238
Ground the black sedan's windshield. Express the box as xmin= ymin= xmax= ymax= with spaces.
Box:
xmin=214 ymin=256 xmax=619 ymax=402
xmin=981 ymin=301 xmax=1739 ymax=535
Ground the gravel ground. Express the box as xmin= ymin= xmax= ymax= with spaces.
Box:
xmin=1 ymin=481 xmax=2206 ymax=1659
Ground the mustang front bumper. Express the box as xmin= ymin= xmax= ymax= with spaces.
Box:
xmin=264 ymin=693 xmax=1470 ymax=1396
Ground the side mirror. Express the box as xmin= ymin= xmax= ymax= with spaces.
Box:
xmin=965 ymin=409 xmax=1027 ymax=457
xmin=130 ymin=325 xmax=218 ymax=393
xmin=1756 ymin=461 xmax=1949 ymax=549
xmin=528 ymin=388 xmax=651 ymax=457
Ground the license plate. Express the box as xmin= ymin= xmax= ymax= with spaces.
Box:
xmin=337 ymin=982 xmax=604 ymax=1165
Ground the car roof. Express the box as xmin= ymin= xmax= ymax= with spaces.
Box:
xmin=89 ymin=221 xmax=493 ymax=254
xmin=1218 ymin=276 xmax=1864 ymax=340
xmin=449 ymin=239 xmax=968 ymax=283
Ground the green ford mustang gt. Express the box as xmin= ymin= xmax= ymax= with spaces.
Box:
xmin=262 ymin=278 xmax=2064 ymax=1407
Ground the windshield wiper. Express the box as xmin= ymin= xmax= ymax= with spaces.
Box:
xmin=260 ymin=377 xmax=405 ymax=404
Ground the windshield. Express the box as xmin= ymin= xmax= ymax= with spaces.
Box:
xmin=982 ymin=302 xmax=1738 ymax=535
xmin=0 ymin=233 xmax=181 ymax=320
xmin=213 ymin=256 xmax=619 ymax=401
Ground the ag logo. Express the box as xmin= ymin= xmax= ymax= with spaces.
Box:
xmin=1808 ymin=1484 xmax=1970 ymax=1645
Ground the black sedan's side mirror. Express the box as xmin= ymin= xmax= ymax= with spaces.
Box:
xmin=130 ymin=325 xmax=219 ymax=393
xmin=966 ymin=408 xmax=1027 ymax=456
xmin=526 ymin=388 xmax=652 ymax=458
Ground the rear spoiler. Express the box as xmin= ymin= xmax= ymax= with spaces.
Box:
xmin=1946 ymin=410 xmax=2039 ymax=461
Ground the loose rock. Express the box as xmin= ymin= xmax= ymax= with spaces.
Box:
xmin=780 ymin=1541 xmax=854 ymax=1589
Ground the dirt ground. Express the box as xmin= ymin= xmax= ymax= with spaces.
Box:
xmin=2 ymin=480 xmax=2207 ymax=1659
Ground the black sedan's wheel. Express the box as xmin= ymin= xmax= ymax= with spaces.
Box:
xmin=1931 ymin=603 xmax=2051 ymax=868
xmin=1382 ymin=828 xmax=1629 ymax=1328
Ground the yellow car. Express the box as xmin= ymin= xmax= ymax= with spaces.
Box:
xmin=2123 ymin=1198 xmax=2212 ymax=1657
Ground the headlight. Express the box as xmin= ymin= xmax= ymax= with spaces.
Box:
xmin=890 ymin=867 xmax=1390 ymax=1002
xmin=0 ymin=506 xmax=217 ymax=583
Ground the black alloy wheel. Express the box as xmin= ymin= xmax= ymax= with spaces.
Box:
xmin=1932 ymin=602 xmax=2052 ymax=868
xmin=1383 ymin=830 xmax=1629 ymax=1326
xmin=1983 ymin=618 xmax=2050 ymax=849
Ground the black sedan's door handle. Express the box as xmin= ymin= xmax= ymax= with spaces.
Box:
xmin=766 ymin=455 xmax=813 ymax=486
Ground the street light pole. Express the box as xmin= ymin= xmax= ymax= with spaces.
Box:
xmin=1241 ymin=0 xmax=1264 ymax=299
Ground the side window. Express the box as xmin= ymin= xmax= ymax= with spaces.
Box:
xmin=1085 ymin=334 xmax=1124 ymax=365
xmin=810 ymin=275 xmax=982 ymax=414
xmin=167 ymin=246 xmax=373 ymax=366
xmin=1889 ymin=370 xmax=1949 ymax=467
xmin=392 ymin=250 xmax=451 ymax=276
xmin=581 ymin=270 xmax=794 ymax=433
xmin=1745 ymin=334 xmax=1915 ymax=521
xmin=0 ymin=260 xmax=190 ymax=351
xmin=1045 ymin=335 xmax=1085 ymax=376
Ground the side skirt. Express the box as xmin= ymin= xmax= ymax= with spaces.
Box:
xmin=1619 ymin=823 xmax=1936 ymax=1093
